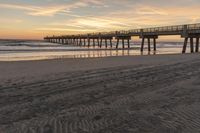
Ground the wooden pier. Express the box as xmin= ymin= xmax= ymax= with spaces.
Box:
xmin=44 ymin=23 xmax=200 ymax=53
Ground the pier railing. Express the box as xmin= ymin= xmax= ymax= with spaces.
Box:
xmin=105 ymin=23 xmax=200 ymax=35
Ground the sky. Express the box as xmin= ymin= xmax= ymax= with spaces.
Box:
xmin=0 ymin=0 xmax=200 ymax=40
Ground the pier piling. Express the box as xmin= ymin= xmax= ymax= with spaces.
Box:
xmin=196 ymin=37 xmax=199 ymax=52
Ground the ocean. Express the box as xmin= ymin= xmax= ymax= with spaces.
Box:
xmin=0 ymin=39 xmax=187 ymax=61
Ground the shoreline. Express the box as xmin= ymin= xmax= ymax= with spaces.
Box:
xmin=0 ymin=53 xmax=199 ymax=81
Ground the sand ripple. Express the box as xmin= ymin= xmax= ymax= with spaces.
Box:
xmin=0 ymin=59 xmax=200 ymax=133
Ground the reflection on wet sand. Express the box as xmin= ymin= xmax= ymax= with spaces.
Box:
xmin=0 ymin=47 xmax=183 ymax=61
xmin=53 ymin=48 xmax=180 ymax=59
xmin=72 ymin=50 xmax=132 ymax=58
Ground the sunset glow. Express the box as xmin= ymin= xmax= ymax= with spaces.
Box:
xmin=1 ymin=0 xmax=200 ymax=40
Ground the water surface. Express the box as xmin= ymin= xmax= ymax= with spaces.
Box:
xmin=0 ymin=39 xmax=189 ymax=61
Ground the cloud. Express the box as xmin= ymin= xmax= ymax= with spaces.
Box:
xmin=41 ymin=16 xmax=133 ymax=33
xmin=35 ymin=4 xmax=200 ymax=35
xmin=0 ymin=0 xmax=104 ymax=16
xmin=135 ymin=6 xmax=168 ymax=15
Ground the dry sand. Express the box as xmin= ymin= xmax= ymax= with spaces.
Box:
xmin=0 ymin=53 xmax=200 ymax=133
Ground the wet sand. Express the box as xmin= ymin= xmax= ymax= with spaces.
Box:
xmin=0 ymin=53 xmax=200 ymax=133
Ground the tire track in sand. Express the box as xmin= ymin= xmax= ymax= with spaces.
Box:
xmin=1 ymin=60 xmax=200 ymax=132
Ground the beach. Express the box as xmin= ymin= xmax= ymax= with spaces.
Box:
xmin=1 ymin=0 xmax=200 ymax=132
xmin=0 ymin=53 xmax=200 ymax=133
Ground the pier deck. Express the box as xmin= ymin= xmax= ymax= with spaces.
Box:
xmin=44 ymin=23 xmax=200 ymax=53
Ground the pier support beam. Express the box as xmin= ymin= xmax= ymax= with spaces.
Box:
xmin=98 ymin=37 xmax=112 ymax=48
xmin=196 ymin=37 xmax=199 ymax=52
xmin=73 ymin=38 xmax=75 ymax=45
xmin=190 ymin=38 xmax=194 ymax=53
xmin=182 ymin=35 xmax=200 ymax=53
xmin=140 ymin=35 xmax=158 ymax=52
xmin=100 ymin=38 xmax=103 ymax=48
xmin=116 ymin=36 xmax=131 ymax=49
xmin=182 ymin=37 xmax=188 ymax=54
xmin=141 ymin=38 xmax=145 ymax=52
xmin=76 ymin=38 xmax=79 ymax=46
xmin=67 ymin=39 xmax=70 ymax=45
xmin=116 ymin=39 xmax=119 ymax=49
xmin=153 ymin=38 xmax=156 ymax=51
xmin=88 ymin=38 xmax=90 ymax=47
xmin=84 ymin=39 xmax=86 ymax=46
xmin=93 ymin=39 xmax=96 ymax=47
xmin=97 ymin=38 xmax=100 ymax=47
xmin=75 ymin=38 xmax=78 ymax=45
xmin=148 ymin=38 xmax=151 ymax=52
xmin=127 ymin=39 xmax=130 ymax=48
xmin=79 ymin=38 xmax=82 ymax=46
xmin=110 ymin=39 xmax=113 ymax=48
xmin=105 ymin=39 xmax=108 ymax=48
xmin=61 ymin=39 xmax=64 ymax=44
xmin=73 ymin=39 xmax=75 ymax=45
xmin=122 ymin=39 xmax=125 ymax=49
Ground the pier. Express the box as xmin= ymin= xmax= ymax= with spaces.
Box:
xmin=44 ymin=23 xmax=200 ymax=53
